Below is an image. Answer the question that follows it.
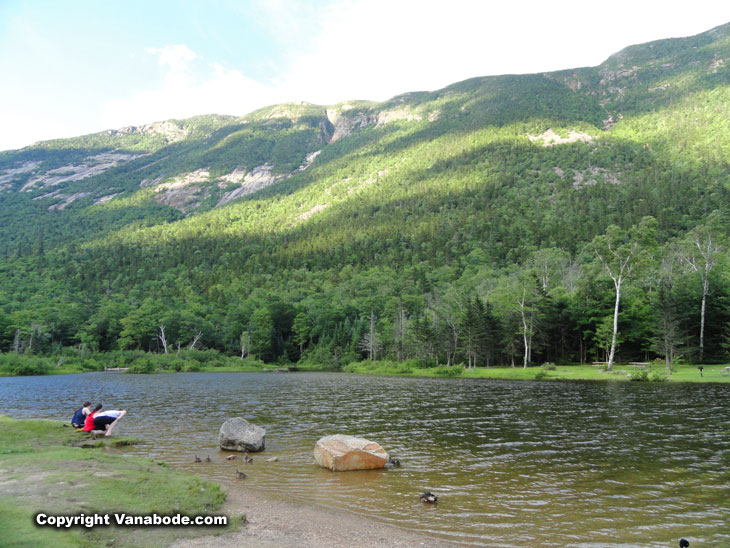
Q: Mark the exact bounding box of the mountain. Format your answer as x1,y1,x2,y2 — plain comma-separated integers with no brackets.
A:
1,22,729,370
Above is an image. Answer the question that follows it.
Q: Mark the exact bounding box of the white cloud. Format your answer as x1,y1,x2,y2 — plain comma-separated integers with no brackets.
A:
146,44,200,72
99,50,286,128
2,1,726,150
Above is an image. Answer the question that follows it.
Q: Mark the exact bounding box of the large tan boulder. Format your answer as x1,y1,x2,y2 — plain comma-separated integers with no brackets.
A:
313,434,389,471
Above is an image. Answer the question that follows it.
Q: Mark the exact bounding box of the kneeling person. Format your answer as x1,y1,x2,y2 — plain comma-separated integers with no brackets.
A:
93,409,127,437
71,401,91,428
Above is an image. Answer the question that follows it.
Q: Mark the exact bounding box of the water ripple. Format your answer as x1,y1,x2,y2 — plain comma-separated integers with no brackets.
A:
1,372,728,547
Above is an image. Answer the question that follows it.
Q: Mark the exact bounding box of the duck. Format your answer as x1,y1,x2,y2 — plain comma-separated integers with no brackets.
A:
205,455,212,463
388,457,401,467
679,540,690,548
235,469,247,480
244,453,253,464
194,455,202,463
420,491,438,504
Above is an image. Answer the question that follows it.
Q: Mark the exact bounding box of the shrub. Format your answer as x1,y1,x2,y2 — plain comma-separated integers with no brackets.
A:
534,370,549,380
403,357,437,369
432,365,464,377
541,362,556,370
182,361,201,372
128,358,155,374
649,370,669,382
0,354,51,376
630,369,649,381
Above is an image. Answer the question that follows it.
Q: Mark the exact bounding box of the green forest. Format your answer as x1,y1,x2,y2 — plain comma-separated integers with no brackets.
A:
1,23,730,375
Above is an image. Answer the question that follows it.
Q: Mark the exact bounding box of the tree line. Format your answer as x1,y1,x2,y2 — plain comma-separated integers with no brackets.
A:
1,213,728,370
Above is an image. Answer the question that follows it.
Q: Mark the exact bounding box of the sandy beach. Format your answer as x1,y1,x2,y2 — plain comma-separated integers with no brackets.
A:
170,485,457,548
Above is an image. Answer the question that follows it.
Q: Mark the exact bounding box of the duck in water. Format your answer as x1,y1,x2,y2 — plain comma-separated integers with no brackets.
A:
420,491,438,504
235,469,247,480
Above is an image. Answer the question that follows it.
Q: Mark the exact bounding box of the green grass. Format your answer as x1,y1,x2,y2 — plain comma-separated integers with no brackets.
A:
0,415,231,548
342,361,730,383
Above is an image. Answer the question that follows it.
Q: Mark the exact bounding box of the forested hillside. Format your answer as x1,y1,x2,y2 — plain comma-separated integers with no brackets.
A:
1,22,729,373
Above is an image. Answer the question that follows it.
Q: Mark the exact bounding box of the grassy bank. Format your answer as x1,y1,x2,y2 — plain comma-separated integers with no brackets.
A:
343,360,730,383
0,351,268,376
0,415,239,548
3,351,729,383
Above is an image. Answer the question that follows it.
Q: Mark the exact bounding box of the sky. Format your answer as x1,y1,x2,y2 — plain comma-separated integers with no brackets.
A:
0,0,728,151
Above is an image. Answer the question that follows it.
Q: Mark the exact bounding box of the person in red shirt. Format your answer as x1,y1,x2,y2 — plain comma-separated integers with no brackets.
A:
82,403,103,433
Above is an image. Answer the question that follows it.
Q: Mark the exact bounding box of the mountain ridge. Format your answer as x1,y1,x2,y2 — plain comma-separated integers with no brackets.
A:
0,22,729,369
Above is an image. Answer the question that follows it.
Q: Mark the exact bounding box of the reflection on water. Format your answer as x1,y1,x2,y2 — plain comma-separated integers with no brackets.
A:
1,372,729,547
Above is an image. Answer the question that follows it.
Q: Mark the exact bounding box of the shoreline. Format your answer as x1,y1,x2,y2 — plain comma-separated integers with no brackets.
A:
170,483,457,548
0,415,455,547
3,361,729,384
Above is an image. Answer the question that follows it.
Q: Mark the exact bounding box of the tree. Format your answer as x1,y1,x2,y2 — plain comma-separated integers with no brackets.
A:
239,330,251,359
249,308,274,361
678,224,724,363
358,309,381,361
460,296,500,368
158,325,169,354
515,275,541,369
292,312,310,357
530,247,571,292
591,217,657,370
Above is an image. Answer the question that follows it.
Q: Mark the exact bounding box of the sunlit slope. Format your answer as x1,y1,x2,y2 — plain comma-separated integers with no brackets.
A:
0,22,728,290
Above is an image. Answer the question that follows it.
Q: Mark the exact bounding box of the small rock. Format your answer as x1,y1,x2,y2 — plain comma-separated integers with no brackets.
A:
266,456,278,462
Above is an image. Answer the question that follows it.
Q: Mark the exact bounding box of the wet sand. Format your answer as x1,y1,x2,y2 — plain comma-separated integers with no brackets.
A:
170,485,457,548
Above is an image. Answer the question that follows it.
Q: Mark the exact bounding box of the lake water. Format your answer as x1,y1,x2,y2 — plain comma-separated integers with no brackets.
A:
1,372,728,547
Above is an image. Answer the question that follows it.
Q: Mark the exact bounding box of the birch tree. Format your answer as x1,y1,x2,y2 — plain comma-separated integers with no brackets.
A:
678,225,723,362
240,331,250,359
514,274,542,369
591,218,656,370
158,325,169,354
358,310,381,361
530,247,571,292
188,331,203,350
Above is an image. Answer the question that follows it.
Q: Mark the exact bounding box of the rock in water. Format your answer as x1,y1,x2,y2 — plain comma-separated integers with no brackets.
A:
219,418,266,452
313,434,389,471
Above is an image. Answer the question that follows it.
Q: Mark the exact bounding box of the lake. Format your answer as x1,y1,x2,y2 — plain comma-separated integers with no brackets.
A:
1,372,728,547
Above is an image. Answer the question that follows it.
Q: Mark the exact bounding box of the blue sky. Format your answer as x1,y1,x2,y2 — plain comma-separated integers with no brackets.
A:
0,0,727,151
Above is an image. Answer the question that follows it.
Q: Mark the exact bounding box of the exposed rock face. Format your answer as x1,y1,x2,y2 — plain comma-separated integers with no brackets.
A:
46,192,91,212
219,418,266,452
21,153,141,191
528,129,593,147
215,164,283,207
215,153,321,208
296,203,327,222
313,434,389,471
152,169,211,212
326,110,378,142
0,161,41,190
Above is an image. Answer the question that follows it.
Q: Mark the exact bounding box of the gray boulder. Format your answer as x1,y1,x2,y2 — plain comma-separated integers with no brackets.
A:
219,417,266,452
